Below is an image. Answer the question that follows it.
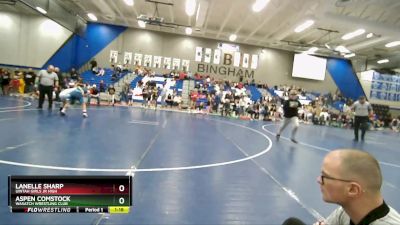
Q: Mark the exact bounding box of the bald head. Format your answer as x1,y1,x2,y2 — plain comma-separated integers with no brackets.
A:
327,149,382,193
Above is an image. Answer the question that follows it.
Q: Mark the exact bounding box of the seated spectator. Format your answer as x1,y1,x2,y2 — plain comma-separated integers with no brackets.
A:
87,84,100,106
390,116,400,132
283,149,400,225
99,80,106,93
260,103,270,121
111,73,117,82
165,93,174,108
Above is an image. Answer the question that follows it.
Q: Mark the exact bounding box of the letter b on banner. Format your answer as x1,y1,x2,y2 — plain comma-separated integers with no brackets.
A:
223,53,233,66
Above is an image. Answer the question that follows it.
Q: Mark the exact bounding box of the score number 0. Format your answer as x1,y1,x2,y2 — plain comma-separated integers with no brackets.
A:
118,185,126,205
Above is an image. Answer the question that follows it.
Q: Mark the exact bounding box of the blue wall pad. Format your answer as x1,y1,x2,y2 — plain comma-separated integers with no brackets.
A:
326,58,365,100
43,23,127,72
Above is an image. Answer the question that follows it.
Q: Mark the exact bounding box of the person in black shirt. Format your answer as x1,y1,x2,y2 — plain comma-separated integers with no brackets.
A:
70,68,80,81
24,68,36,94
1,68,11,95
276,90,302,143
90,59,97,73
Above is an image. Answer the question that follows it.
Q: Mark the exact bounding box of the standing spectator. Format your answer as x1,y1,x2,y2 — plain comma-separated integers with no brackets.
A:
120,81,130,105
35,65,59,109
69,68,80,81
90,58,97,73
351,96,373,141
107,85,116,106
1,69,11,95
18,72,25,95
282,149,400,225
276,90,301,143
24,68,36,95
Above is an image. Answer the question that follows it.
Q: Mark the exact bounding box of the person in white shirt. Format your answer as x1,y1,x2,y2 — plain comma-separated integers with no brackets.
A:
350,96,373,141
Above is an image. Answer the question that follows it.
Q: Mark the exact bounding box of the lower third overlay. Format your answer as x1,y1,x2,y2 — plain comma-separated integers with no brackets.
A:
8,175,132,214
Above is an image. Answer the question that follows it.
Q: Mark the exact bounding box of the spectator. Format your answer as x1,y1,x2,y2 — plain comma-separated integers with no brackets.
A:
24,68,36,95
99,80,106,93
70,68,80,81
390,116,399,132
87,84,100,106
107,85,116,106
90,58,97,73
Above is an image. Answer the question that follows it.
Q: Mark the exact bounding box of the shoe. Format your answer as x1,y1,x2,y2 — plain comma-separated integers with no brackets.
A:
60,111,66,116
353,138,359,142
59,107,63,112
82,112,88,118
291,138,298,144
276,134,280,141
37,106,43,109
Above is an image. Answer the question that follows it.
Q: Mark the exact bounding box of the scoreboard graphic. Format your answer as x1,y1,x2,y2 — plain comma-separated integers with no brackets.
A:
8,176,132,213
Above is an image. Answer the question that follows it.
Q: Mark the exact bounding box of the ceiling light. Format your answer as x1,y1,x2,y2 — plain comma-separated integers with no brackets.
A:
229,34,237,42
87,13,97,21
366,33,373,38
138,20,146,28
294,20,314,33
124,0,134,6
342,29,365,40
335,45,350,54
36,7,47,14
252,0,270,12
305,47,318,54
344,53,355,58
185,0,196,16
185,27,192,35
377,59,389,64
324,43,331,50
385,41,400,48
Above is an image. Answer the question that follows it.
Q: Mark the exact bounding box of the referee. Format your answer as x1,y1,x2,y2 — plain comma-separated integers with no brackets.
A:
351,96,373,141
35,65,59,109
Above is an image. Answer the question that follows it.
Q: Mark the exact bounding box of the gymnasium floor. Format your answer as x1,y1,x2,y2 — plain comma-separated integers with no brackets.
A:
0,96,399,225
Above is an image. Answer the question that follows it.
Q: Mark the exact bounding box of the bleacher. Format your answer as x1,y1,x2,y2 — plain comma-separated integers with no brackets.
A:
130,75,184,102
81,69,131,87
247,85,262,102
372,104,390,118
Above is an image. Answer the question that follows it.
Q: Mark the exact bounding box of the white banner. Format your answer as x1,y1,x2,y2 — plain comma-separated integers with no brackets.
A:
204,48,212,63
242,53,249,68
251,54,258,69
195,47,203,62
110,50,118,63
213,49,221,65
134,53,142,66
173,58,181,70
144,55,152,67
153,56,162,68
124,52,132,65
163,57,171,69
182,60,190,72
233,52,241,67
